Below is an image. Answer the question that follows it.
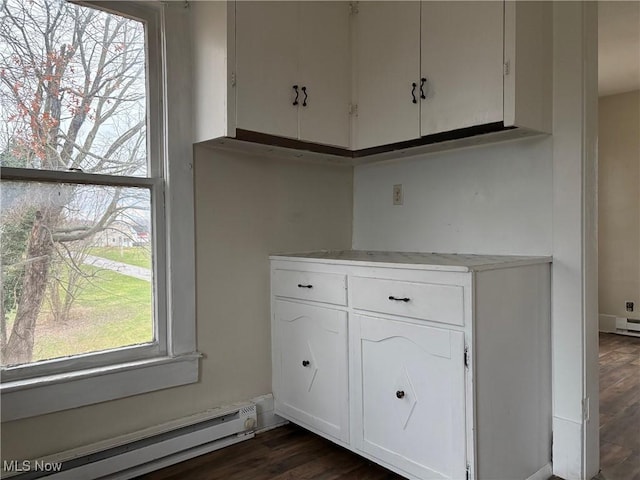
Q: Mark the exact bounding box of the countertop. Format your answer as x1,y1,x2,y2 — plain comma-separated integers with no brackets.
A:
270,250,552,272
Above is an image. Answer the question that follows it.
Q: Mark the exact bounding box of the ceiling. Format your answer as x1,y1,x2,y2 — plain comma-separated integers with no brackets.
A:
598,1,640,96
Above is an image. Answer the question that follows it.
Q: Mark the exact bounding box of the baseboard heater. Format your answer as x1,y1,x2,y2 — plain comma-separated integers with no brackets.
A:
616,317,640,336
3,403,257,480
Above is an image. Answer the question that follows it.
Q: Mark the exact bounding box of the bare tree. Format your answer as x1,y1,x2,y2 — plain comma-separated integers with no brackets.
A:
1,0,148,365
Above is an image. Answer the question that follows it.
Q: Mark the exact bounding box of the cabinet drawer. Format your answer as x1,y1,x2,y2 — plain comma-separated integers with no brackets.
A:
351,276,464,326
273,269,347,306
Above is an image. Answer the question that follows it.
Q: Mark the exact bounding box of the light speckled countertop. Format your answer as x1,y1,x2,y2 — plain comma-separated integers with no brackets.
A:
270,250,552,272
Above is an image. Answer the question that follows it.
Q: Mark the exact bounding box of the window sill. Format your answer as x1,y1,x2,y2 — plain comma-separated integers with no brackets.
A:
0,353,201,422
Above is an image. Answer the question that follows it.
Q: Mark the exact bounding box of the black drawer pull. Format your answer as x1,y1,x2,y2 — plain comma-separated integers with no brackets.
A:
396,390,405,399
411,82,417,104
302,360,310,367
420,77,427,99
388,296,410,302
301,86,308,107
298,284,313,289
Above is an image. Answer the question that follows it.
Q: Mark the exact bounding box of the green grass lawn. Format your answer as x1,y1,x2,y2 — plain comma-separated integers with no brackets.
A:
31,266,153,362
89,246,151,269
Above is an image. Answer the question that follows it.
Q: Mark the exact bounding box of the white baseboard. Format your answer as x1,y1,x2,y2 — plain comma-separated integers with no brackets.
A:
252,393,288,433
527,463,552,480
599,314,616,333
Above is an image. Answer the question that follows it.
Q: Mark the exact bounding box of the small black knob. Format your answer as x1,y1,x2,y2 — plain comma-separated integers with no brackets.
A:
396,390,405,399
302,360,310,367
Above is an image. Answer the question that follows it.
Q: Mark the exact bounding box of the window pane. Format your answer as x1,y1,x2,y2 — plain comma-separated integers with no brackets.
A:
1,181,154,367
0,0,149,176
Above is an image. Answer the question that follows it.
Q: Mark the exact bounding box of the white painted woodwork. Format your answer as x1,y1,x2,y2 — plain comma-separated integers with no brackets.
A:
354,315,466,480
192,1,553,158
270,252,552,480
353,2,421,149
503,1,553,133
298,2,351,148
235,2,299,139
351,276,465,326
191,1,235,142
420,2,503,136
273,300,349,443
473,265,552,480
551,3,600,478
273,269,347,306
235,1,350,147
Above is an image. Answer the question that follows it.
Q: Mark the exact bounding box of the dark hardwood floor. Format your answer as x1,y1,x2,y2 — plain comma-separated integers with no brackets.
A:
137,424,403,480
598,332,640,480
139,333,639,480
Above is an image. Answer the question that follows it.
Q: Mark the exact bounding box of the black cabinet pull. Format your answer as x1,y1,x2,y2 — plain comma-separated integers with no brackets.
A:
411,82,417,104
420,77,427,99
293,85,299,106
396,390,405,399
302,360,310,367
302,86,308,107
298,284,313,289
389,296,410,302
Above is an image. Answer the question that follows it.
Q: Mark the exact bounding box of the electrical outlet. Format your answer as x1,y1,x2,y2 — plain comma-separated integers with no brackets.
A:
393,184,403,205
626,302,634,312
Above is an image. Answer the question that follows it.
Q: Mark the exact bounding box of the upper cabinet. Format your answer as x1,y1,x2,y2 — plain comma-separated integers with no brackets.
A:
419,2,504,137
353,2,421,149
236,1,351,148
235,2,299,141
191,1,552,158
353,1,550,150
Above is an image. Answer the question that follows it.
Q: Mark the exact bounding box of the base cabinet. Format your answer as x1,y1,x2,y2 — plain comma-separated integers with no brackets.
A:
353,315,467,480
272,300,349,443
271,252,551,480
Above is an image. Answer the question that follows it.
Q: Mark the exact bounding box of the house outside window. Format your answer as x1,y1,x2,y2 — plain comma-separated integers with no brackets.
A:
0,0,197,421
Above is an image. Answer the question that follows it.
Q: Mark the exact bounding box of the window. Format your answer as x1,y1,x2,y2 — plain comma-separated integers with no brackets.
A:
0,1,197,421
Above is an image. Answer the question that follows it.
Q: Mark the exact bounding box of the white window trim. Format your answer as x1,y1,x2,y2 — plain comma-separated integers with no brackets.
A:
0,2,198,422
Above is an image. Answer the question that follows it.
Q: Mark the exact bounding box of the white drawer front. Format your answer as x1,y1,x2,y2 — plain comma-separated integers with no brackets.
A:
273,269,347,306
351,276,464,326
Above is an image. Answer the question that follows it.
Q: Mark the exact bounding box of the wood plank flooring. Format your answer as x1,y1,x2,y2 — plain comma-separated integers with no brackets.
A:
138,332,639,480
137,425,403,480
598,332,640,480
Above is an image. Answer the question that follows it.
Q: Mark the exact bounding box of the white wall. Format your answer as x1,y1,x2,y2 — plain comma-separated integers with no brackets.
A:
353,137,553,255
0,147,353,461
599,90,640,321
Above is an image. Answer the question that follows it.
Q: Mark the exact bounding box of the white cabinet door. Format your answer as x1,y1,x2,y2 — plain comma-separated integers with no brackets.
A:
420,1,503,136
235,2,299,139
273,300,349,443
353,2,421,149
353,315,467,480
298,2,350,148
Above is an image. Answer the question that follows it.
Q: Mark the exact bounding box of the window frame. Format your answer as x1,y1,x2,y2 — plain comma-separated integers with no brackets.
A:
0,1,198,421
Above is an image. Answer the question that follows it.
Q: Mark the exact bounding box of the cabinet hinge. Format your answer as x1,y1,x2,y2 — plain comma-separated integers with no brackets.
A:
503,60,511,76
348,103,358,116
466,463,471,480
464,346,469,368
349,2,359,15
231,72,236,87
